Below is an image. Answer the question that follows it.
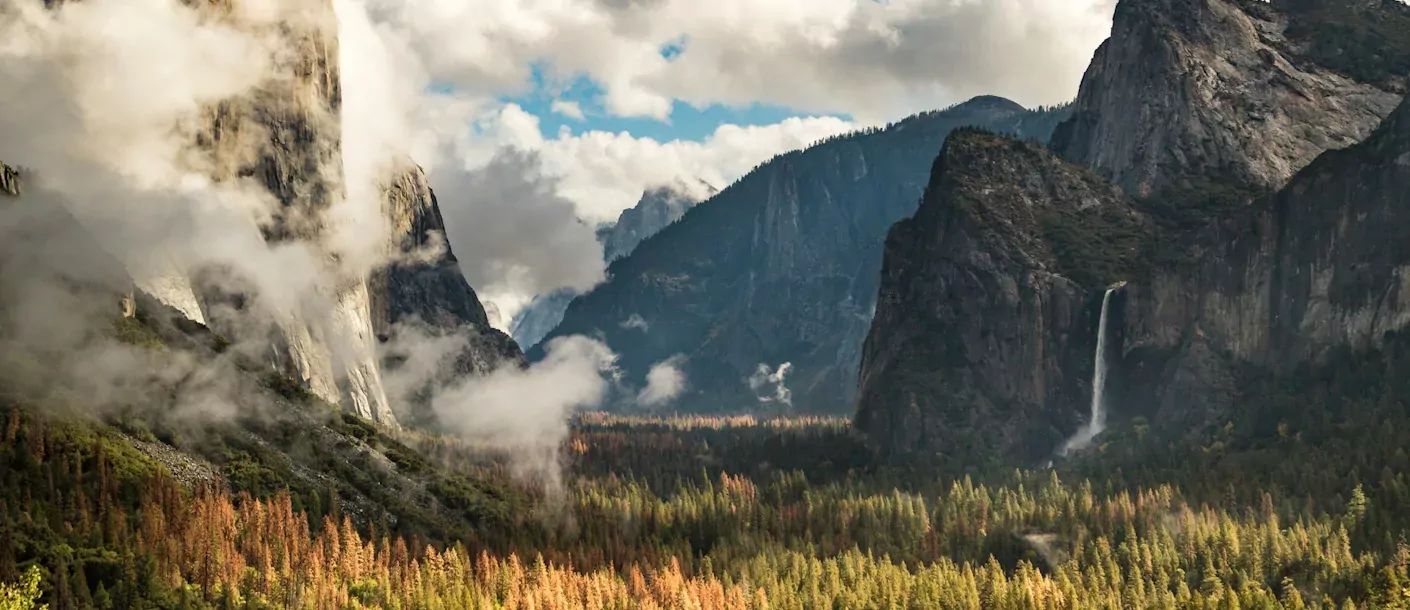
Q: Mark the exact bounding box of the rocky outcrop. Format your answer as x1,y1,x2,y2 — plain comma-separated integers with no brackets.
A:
511,182,709,349
1050,0,1403,198
371,165,524,427
538,97,1073,413
181,1,372,418
0,163,19,197
855,130,1149,465
372,167,498,337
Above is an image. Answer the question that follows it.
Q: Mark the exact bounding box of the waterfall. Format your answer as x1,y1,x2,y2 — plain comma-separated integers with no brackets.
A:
1060,286,1118,456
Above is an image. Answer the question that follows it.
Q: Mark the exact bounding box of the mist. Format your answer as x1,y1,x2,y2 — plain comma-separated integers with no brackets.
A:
429,335,618,496
638,355,687,407
748,361,793,408
0,0,626,497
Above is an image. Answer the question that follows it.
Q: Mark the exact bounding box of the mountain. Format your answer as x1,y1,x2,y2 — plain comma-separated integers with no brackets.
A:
372,166,524,427
116,3,516,428
509,181,709,349
535,97,1074,413
856,0,1410,466
597,181,716,264
1050,0,1404,199
855,130,1149,467
0,1,522,431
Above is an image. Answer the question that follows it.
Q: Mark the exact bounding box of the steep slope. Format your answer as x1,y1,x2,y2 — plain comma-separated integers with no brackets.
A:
538,97,1073,413
1268,97,1410,366
1052,0,1410,437
0,163,525,547
372,166,524,427
86,1,520,428
855,130,1149,467
1050,0,1404,198
103,0,407,425
859,0,1410,465
510,182,708,349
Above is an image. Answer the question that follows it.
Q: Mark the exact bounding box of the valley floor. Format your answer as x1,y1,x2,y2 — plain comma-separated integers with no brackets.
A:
2,397,1410,609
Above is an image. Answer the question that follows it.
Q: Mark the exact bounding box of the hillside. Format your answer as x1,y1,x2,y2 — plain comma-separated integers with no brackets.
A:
537,97,1073,414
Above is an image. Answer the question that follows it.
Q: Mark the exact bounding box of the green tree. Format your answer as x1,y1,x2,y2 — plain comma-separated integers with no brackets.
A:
0,566,47,610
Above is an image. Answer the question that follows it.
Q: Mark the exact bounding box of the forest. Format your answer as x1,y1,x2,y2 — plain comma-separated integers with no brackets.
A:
3,363,1410,609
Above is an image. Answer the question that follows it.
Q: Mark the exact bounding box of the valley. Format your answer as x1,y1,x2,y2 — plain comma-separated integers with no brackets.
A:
3,0,1410,606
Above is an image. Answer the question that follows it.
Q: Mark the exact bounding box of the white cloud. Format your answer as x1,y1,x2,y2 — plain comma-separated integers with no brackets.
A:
551,99,586,120
637,355,687,407
431,335,618,490
340,0,1117,317
620,313,649,331
355,0,1114,123
471,104,858,222
748,361,793,407
431,148,607,319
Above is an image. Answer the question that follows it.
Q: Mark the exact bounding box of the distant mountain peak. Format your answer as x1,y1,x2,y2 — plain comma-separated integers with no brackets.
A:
952,95,1027,114
511,179,711,349
598,182,708,264
642,177,717,203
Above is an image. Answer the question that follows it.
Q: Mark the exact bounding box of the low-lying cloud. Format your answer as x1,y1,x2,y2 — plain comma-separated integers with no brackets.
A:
620,313,649,331
430,335,618,491
637,355,686,407
748,361,793,407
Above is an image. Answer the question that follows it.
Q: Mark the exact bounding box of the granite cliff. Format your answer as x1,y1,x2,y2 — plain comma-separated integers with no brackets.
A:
372,165,524,427
538,97,1073,413
5,1,519,428
857,0,1410,466
1050,0,1404,198
855,131,1149,466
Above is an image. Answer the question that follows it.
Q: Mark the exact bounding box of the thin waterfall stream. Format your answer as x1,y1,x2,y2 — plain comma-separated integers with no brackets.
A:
1060,285,1119,456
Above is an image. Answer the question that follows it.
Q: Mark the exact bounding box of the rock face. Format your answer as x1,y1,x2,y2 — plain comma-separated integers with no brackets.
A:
510,182,709,349
1050,0,1403,198
0,164,19,197
858,0,1410,464
371,166,524,427
855,130,1149,466
538,97,1073,413
185,0,382,420
3,2,517,429
372,167,500,338
1268,97,1410,366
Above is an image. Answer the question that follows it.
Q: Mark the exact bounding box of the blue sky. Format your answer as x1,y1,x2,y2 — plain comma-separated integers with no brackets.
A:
501,64,854,142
